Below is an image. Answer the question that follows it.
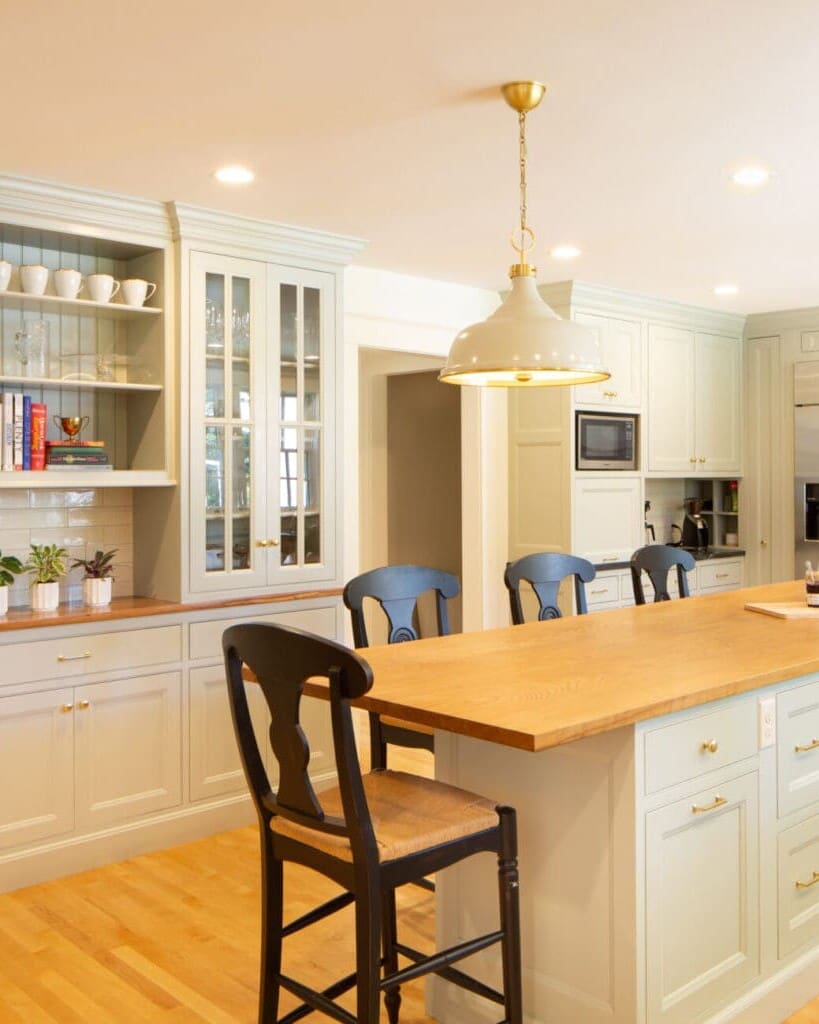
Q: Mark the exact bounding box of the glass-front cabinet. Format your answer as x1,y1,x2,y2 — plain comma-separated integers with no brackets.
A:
189,251,336,594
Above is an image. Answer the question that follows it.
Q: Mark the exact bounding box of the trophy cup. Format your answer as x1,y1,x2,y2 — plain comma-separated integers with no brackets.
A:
53,415,90,440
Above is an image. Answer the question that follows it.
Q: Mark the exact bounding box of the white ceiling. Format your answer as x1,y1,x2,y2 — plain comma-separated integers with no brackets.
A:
5,0,819,313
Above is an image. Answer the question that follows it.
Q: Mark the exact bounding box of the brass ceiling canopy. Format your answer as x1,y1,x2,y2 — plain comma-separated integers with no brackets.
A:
439,80,610,388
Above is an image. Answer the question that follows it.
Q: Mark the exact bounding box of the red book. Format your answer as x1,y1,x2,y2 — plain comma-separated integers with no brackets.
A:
30,404,47,471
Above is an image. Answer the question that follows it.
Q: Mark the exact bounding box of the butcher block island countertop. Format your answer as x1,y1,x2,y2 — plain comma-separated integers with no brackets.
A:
341,579,819,753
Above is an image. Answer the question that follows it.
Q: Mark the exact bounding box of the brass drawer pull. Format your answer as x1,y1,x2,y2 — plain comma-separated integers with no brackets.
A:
603,389,618,397
701,739,719,754
716,573,729,580
601,557,619,563
692,795,727,814
795,871,819,890
795,738,819,754
57,651,91,662
590,588,609,595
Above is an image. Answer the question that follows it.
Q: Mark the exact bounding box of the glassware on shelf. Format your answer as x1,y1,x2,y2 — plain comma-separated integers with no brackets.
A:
14,320,49,377
205,297,224,354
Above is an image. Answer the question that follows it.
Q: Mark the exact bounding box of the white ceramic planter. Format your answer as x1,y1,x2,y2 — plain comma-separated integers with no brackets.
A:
83,577,112,607
31,581,60,611
0,586,8,615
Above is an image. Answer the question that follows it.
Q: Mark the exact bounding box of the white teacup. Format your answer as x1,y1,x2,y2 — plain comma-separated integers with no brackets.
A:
121,278,157,307
54,268,84,300
20,264,48,295
87,273,120,303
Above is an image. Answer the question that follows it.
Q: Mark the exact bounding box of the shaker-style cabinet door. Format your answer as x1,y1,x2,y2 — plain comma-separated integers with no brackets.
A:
695,332,741,475
189,253,269,592
574,311,642,409
645,771,760,1023
647,323,696,473
0,688,74,850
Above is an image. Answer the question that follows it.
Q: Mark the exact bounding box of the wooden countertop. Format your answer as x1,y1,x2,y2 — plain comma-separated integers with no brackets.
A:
0,588,342,633
326,581,819,753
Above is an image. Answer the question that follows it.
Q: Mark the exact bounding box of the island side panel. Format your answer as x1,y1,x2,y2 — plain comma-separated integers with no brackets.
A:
430,726,637,1024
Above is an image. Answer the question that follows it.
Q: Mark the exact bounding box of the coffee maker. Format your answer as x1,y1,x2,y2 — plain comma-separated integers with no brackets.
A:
682,512,709,550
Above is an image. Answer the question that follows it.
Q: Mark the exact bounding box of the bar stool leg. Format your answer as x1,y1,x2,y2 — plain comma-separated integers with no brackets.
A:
355,876,382,1023
497,806,523,1024
381,890,402,1024
259,831,283,1024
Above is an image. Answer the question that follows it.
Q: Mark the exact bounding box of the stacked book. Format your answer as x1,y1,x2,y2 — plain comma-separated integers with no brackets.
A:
1,394,47,471
45,439,111,471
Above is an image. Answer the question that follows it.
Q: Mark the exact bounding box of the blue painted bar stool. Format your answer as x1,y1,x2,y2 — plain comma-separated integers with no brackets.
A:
630,545,696,604
504,552,596,623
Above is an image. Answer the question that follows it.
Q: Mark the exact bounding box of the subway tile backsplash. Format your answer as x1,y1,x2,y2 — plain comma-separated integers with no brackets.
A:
0,487,133,609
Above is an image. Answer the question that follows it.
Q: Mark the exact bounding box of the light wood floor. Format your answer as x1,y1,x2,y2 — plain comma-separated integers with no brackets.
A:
0,745,816,1022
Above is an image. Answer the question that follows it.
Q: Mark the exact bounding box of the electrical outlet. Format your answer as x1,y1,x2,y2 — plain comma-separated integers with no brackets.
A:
759,697,776,749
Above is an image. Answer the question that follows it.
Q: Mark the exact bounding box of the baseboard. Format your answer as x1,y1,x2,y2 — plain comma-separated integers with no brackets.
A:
0,794,256,893
704,944,819,1024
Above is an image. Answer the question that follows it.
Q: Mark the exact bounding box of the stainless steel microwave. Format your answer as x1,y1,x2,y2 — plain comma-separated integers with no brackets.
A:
576,411,638,470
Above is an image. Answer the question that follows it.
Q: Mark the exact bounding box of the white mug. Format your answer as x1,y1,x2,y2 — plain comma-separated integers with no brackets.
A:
87,273,120,303
121,278,157,307
20,264,48,295
0,260,11,292
54,268,84,300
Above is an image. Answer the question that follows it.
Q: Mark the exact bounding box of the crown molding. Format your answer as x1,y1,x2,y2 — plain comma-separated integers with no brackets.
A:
745,306,819,336
170,202,366,268
538,279,746,336
0,174,170,245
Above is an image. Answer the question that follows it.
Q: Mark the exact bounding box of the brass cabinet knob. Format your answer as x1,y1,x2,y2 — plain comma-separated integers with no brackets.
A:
256,540,269,548
698,456,707,463
78,699,90,710
689,456,697,463
268,539,280,547
60,703,74,713
760,539,768,547
701,738,719,753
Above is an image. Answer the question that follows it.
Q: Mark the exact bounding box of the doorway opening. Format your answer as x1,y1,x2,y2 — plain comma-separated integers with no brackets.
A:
358,349,462,643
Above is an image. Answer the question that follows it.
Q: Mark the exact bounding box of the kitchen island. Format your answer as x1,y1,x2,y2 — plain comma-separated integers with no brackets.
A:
346,581,819,1024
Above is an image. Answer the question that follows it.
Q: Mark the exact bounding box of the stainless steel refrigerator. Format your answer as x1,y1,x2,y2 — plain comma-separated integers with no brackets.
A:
794,361,819,576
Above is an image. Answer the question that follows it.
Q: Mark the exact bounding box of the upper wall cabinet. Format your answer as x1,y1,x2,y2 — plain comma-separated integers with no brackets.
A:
173,203,365,599
573,311,642,409
647,324,741,476
0,175,173,487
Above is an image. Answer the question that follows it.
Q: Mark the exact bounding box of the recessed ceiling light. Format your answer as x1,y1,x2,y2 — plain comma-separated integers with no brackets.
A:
214,165,255,185
714,284,739,296
730,166,771,188
549,245,582,260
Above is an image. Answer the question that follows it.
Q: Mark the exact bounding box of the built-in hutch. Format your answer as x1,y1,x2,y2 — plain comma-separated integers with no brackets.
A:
0,175,364,890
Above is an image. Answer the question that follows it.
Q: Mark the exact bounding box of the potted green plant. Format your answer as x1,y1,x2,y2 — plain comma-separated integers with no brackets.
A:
71,548,117,607
25,543,68,611
0,550,24,615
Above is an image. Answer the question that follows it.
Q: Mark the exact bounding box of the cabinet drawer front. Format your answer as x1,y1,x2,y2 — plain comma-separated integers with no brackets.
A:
1,625,182,687
778,814,819,959
698,560,742,591
586,575,621,605
778,678,819,818
644,700,758,795
189,605,337,661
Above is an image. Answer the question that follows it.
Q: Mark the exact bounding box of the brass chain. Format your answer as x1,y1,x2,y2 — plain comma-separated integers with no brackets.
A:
518,110,528,236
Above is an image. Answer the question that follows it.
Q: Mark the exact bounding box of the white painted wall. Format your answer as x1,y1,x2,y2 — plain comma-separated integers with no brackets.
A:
344,265,507,632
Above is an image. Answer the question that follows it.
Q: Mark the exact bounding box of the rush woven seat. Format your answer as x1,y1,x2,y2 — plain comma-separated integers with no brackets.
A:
223,620,522,1024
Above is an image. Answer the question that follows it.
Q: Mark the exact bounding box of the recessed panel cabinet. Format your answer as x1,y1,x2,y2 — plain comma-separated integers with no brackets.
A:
188,251,337,595
0,672,181,851
647,325,741,475
574,311,642,409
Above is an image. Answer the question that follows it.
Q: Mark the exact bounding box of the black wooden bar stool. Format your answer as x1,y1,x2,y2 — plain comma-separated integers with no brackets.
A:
630,545,696,604
223,621,522,1024
343,565,459,771
504,552,596,623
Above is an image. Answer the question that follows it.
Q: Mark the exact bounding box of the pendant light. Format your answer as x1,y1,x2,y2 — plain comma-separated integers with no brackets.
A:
439,81,610,388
